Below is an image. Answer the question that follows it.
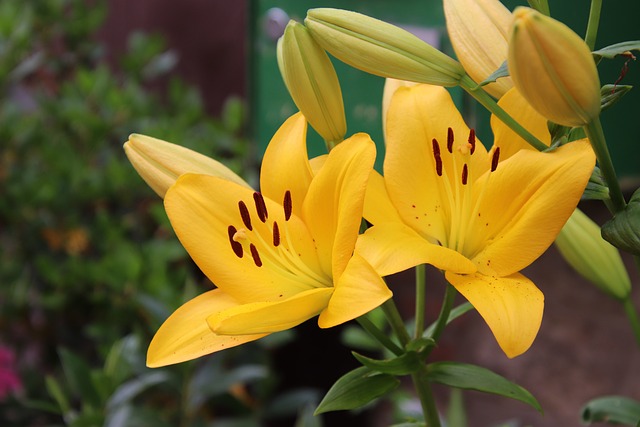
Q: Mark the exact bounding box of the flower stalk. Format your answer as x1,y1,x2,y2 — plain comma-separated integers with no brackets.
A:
585,0,603,50
414,264,427,339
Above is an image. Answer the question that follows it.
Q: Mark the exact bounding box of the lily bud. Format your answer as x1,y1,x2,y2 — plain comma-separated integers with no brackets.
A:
508,7,601,127
444,0,513,98
278,20,346,145
124,134,250,198
305,8,465,86
555,208,631,300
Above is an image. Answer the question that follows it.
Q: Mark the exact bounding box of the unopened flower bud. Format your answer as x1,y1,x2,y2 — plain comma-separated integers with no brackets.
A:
444,0,513,98
508,7,601,127
555,208,631,300
305,8,465,86
278,20,346,145
124,134,250,198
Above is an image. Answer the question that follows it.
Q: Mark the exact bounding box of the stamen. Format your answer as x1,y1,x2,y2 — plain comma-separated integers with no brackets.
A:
273,221,281,247
228,225,243,258
432,138,443,176
461,164,468,185
468,129,476,154
253,192,268,222
283,190,292,221
238,201,252,231
491,147,501,172
249,243,262,267
447,127,454,153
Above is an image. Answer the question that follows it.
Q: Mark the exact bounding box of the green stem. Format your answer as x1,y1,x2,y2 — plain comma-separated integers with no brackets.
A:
622,296,640,347
459,75,548,152
585,0,603,50
381,299,440,426
584,118,626,213
356,316,403,356
414,264,427,339
427,284,458,345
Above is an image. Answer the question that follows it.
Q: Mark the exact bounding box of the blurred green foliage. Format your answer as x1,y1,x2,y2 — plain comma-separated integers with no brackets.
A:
0,0,321,425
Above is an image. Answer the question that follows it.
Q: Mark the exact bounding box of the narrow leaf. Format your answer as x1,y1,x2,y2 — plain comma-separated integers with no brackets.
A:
426,362,542,413
315,367,399,414
58,348,102,408
593,41,640,61
581,396,640,425
352,351,422,375
601,84,633,111
478,61,509,87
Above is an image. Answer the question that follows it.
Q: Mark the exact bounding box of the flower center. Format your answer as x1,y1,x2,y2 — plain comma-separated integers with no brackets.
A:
431,127,500,256
226,190,331,288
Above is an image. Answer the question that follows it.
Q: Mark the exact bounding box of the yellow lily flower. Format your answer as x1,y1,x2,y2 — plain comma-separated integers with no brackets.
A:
443,0,513,98
358,84,595,358
147,113,392,367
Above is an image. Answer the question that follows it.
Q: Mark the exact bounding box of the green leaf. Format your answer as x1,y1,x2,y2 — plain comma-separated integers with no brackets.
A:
58,348,102,408
593,41,640,61
425,362,542,413
582,167,610,201
478,61,509,86
45,375,70,414
352,351,422,375
602,188,640,255
581,396,640,425
601,84,633,111
315,367,399,414
405,337,436,354
107,371,172,410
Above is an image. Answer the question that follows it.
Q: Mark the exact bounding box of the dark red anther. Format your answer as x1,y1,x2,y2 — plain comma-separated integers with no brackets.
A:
273,222,281,247
491,147,501,172
432,138,443,177
447,127,454,153
238,200,253,231
253,192,268,222
249,243,262,267
461,164,468,185
283,190,292,221
228,225,243,258
468,129,476,154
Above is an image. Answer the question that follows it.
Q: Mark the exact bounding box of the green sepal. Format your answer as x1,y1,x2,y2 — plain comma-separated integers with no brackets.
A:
582,167,610,201
314,366,400,414
581,396,640,426
478,61,509,87
352,351,422,376
592,41,640,61
601,84,633,111
425,362,542,413
602,188,640,255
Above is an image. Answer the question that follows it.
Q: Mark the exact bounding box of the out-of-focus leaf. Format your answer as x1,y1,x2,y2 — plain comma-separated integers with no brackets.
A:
106,371,172,410
582,396,640,425
58,348,102,408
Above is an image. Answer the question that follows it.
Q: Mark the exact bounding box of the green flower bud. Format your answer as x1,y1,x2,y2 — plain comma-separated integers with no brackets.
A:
305,8,465,86
278,20,346,145
555,208,631,300
508,7,601,127
124,134,250,198
602,188,640,256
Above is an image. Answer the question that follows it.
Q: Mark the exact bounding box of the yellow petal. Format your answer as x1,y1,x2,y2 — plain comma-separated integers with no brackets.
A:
469,140,595,276
363,170,404,226
165,174,325,303
382,78,418,140
147,289,266,367
208,287,334,335
445,271,543,358
491,87,550,160
356,222,477,277
444,0,513,98
384,84,487,244
302,133,376,279
260,113,314,218
318,254,392,328
124,134,250,198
